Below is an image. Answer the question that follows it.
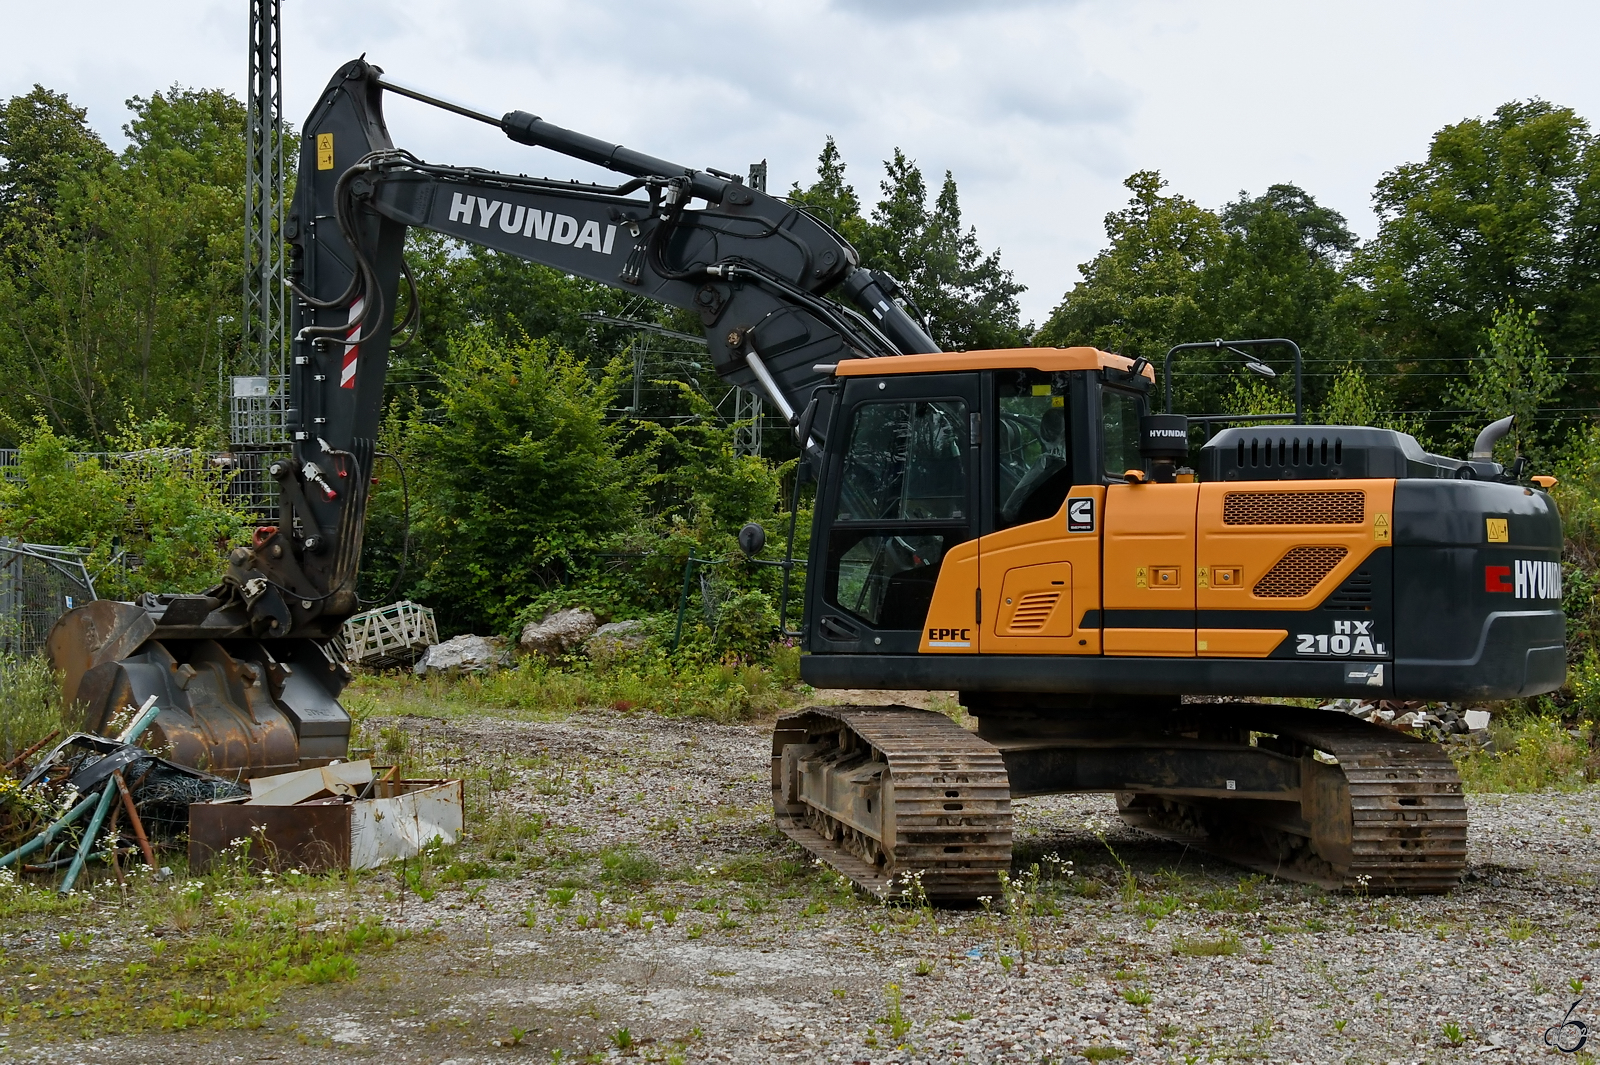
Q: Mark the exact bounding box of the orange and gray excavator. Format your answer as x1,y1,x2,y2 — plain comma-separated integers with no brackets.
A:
49,59,1565,896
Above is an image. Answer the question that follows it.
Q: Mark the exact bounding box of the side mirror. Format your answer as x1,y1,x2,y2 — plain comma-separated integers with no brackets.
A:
738,522,766,556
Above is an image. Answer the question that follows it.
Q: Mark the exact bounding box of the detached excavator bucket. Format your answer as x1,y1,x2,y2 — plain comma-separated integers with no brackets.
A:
47,599,352,778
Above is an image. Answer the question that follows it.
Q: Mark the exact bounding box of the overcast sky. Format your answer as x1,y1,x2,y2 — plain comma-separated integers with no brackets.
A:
5,0,1600,325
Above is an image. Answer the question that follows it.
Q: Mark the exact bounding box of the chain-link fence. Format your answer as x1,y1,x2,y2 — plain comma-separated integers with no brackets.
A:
0,541,98,657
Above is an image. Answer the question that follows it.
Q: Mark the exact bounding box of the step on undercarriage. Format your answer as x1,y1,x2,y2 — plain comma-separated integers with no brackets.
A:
772,703,1467,901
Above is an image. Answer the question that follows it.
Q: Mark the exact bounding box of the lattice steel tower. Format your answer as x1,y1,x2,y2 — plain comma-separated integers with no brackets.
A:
235,0,288,450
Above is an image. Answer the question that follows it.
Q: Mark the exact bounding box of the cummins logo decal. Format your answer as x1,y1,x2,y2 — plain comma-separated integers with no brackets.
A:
1484,560,1562,599
1067,497,1095,533
447,193,618,254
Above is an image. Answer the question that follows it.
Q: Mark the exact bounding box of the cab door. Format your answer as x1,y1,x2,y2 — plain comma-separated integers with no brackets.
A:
809,372,981,655
1099,383,1198,656
977,370,1103,654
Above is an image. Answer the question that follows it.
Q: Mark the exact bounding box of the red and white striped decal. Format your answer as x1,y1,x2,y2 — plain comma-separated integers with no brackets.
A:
339,296,365,389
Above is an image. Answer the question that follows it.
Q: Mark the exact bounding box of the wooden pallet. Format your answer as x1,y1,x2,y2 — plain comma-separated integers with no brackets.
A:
342,600,438,668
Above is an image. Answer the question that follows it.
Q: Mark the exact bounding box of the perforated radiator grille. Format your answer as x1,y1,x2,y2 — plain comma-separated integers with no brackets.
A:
1223,490,1366,525
1253,546,1349,598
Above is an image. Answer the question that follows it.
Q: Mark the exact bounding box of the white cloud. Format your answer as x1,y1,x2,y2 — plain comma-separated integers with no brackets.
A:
5,0,1600,324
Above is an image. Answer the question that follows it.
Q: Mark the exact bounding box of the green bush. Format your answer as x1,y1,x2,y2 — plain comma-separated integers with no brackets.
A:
0,652,65,763
0,418,244,599
709,589,780,661
403,331,642,634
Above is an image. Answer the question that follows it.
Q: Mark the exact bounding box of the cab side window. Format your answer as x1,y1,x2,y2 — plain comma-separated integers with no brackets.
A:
1101,387,1144,481
836,400,968,522
995,371,1073,529
828,399,968,628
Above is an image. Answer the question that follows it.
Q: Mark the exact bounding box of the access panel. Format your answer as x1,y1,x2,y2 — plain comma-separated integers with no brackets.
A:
1101,482,1199,656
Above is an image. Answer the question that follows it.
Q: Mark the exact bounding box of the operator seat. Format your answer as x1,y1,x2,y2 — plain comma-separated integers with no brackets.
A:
1001,406,1073,526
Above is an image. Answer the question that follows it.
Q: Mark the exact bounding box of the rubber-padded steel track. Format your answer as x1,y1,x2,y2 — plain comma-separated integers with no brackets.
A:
772,706,1011,901
1117,704,1467,893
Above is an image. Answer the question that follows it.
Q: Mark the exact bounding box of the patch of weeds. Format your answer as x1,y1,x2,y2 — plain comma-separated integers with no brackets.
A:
1455,713,1592,792
914,958,935,977
599,845,661,886
692,897,718,912
1301,917,1328,933
1082,1047,1127,1061
1173,933,1241,957
439,859,498,885
685,924,705,940
1082,818,1138,901
880,983,911,1042
1,876,400,1036
717,912,740,930
1442,1021,1465,1047
1507,916,1538,941
403,862,436,902
1122,986,1153,1006
950,1010,973,1023
548,887,577,907
1199,875,1264,913
1135,894,1181,921
742,894,768,914
609,1027,633,1050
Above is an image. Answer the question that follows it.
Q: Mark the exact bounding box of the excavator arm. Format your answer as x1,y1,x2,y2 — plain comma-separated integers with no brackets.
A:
257,57,936,635
46,57,939,774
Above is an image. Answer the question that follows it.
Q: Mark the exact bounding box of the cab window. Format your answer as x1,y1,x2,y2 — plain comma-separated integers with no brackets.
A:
996,371,1073,529
835,400,967,521
828,398,969,628
1101,387,1144,481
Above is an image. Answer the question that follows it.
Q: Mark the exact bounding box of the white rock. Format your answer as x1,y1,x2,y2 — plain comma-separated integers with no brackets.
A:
1464,708,1493,731
585,619,650,658
413,634,511,675
518,608,598,658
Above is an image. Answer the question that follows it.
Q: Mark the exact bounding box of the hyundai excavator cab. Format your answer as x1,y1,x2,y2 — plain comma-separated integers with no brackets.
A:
46,58,1565,898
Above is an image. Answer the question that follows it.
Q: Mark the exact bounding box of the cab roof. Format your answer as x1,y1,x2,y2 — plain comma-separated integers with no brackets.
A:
833,346,1154,381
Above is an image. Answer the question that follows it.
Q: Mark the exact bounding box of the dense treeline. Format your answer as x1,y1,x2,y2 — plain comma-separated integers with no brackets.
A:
2,85,1600,709
1040,100,1600,459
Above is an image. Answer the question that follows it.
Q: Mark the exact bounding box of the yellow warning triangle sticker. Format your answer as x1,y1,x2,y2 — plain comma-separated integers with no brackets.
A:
1373,512,1390,542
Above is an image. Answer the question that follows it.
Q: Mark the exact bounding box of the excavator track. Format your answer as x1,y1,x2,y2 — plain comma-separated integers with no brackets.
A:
1115,704,1467,893
771,706,1012,902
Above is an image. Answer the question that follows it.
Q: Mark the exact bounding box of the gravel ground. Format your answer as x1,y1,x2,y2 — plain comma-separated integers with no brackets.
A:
8,696,1599,1065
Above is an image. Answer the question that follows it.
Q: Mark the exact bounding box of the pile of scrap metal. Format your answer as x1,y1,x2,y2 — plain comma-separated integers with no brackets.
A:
189,759,463,874
0,697,245,892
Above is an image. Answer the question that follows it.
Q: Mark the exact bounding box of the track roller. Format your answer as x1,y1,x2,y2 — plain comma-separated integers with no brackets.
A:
771,706,1012,902
1114,705,1467,893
